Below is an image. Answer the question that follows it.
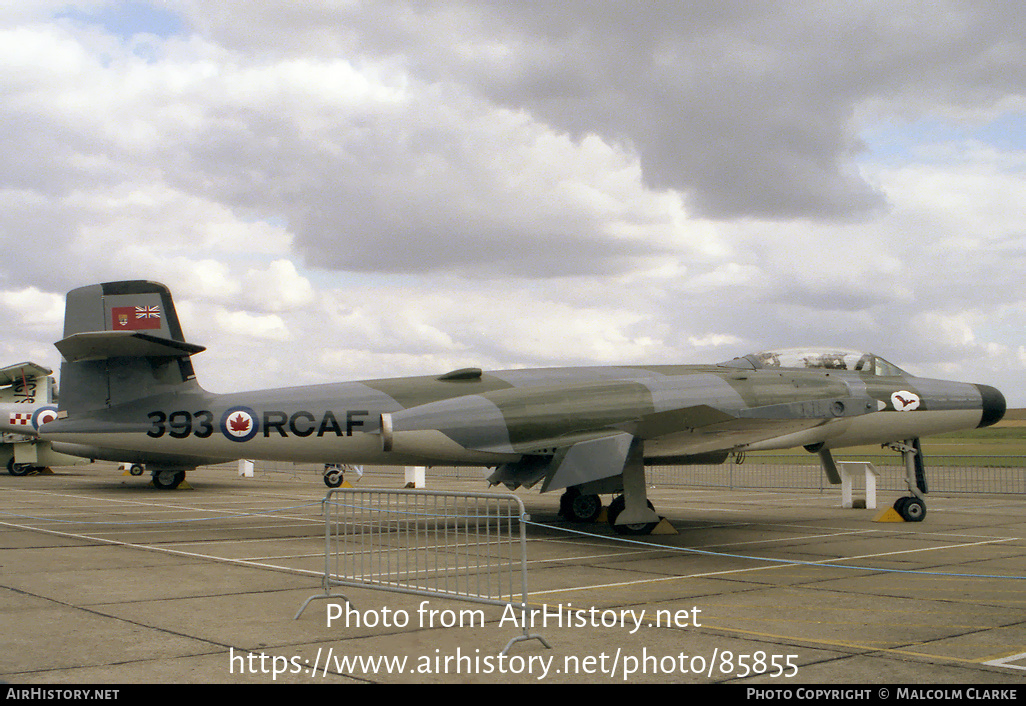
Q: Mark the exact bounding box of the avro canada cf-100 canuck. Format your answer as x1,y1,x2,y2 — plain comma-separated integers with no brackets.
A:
40,281,1005,532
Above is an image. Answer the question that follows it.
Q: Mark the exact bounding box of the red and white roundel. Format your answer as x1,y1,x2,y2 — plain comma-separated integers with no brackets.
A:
890,391,921,412
220,407,259,442
32,406,59,430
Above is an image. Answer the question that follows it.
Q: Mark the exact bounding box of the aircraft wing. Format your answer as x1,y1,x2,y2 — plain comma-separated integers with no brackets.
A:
0,362,53,387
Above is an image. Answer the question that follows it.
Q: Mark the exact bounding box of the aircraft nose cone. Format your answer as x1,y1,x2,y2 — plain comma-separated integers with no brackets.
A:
975,384,1006,428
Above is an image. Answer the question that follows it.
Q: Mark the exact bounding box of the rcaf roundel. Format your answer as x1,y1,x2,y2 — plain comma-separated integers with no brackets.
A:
220,406,259,442
32,405,59,430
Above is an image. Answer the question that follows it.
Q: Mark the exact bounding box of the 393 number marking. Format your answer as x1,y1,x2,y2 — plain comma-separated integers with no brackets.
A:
147,410,214,439
146,408,369,440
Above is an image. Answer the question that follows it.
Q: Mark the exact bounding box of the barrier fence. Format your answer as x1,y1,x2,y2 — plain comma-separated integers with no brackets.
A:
646,455,1026,494
294,487,550,655
240,455,1025,495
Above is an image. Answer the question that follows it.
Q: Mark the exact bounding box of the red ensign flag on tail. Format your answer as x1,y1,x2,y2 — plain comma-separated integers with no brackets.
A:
111,305,162,331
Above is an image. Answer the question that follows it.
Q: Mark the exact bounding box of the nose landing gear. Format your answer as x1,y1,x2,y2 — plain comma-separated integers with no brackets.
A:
888,438,927,522
892,494,926,522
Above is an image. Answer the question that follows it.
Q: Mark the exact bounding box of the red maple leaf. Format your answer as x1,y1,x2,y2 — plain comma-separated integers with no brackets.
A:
229,413,251,433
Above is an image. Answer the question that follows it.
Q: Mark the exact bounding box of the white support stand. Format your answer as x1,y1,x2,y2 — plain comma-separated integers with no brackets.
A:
405,466,425,488
238,459,254,478
837,462,878,509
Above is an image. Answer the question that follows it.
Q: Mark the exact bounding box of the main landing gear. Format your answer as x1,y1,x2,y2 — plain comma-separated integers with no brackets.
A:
556,439,666,535
6,458,50,476
606,495,660,536
558,487,663,535
7,458,38,476
151,469,186,490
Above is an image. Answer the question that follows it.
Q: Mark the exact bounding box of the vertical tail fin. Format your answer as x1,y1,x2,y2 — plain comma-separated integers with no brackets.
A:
56,281,205,414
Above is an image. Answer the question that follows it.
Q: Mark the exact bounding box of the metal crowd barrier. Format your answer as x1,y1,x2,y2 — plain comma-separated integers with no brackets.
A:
295,487,550,655
216,455,1024,495
646,455,1026,494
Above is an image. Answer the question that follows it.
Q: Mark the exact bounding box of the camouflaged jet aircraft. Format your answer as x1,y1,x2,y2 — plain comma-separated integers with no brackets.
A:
41,281,1006,531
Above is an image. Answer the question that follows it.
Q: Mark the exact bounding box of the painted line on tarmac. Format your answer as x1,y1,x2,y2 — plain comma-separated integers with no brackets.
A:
0,519,324,579
526,536,1018,596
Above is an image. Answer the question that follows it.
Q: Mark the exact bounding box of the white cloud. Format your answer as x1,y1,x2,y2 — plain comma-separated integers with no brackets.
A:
213,308,290,341
0,2,1023,405
0,286,64,330
688,334,743,349
242,259,315,312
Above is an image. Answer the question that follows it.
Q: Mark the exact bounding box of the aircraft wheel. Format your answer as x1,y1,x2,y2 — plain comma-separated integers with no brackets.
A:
560,488,603,522
607,495,659,536
7,458,30,477
611,518,659,536
896,496,926,522
324,469,344,488
129,464,145,476
152,470,185,490
568,492,603,523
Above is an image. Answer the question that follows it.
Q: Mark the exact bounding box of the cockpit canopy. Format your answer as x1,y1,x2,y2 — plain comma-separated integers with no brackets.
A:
721,347,909,377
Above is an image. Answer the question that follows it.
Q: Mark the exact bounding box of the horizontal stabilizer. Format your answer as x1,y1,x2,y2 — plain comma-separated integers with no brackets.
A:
56,331,206,363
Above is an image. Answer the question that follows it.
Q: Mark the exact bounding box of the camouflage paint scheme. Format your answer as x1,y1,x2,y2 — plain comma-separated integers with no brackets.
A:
40,282,1006,529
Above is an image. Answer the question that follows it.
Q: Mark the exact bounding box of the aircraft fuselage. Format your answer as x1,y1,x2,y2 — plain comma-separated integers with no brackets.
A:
40,363,1005,469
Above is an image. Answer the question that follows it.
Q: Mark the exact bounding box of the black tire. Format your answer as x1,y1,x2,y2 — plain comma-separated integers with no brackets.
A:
7,458,30,476
129,464,145,476
565,492,602,523
898,497,926,522
607,495,659,535
324,470,343,488
152,470,184,490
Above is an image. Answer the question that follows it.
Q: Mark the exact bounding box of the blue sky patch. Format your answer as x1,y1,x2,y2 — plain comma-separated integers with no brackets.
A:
56,1,186,40
861,112,1026,163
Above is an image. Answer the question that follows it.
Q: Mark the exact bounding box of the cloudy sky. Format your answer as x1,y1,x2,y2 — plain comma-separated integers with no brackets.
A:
1,1,1023,405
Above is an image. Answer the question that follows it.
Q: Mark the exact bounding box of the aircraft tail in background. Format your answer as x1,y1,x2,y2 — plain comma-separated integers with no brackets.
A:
0,362,55,405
